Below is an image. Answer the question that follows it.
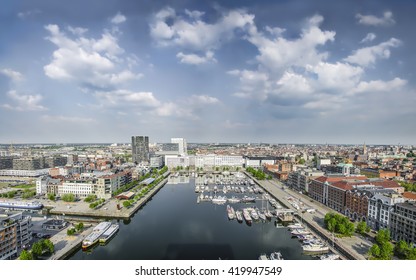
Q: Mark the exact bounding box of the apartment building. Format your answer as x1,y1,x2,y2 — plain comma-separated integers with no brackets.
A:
390,202,416,245
368,191,404,231
0,211,31,260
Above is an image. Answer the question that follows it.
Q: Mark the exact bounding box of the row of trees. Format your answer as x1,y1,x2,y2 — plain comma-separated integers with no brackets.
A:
84,194,97,203
19,239,54,260
89,198,105,209
324,212,355,236
369,229,416,260
246,167,267,180
0,191,17,198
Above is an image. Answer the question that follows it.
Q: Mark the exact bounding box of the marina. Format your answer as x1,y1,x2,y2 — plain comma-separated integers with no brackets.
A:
69,174,317,260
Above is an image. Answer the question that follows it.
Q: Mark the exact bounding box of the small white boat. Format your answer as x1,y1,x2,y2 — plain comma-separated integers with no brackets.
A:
235,210,243,223
227,205,236,220
99,223,119,244
270,251,284,260
320,253,340,260
302,243,329,254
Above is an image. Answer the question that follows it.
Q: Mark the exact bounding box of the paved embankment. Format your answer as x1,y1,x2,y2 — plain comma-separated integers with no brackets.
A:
48,225,94,260
48,178,168,219
245,172,371,260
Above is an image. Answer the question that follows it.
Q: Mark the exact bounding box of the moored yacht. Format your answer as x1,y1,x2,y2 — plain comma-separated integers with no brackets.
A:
82,222,111,250
99,223,119,244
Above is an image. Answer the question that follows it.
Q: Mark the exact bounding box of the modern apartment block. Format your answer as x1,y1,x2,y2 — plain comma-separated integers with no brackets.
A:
132,136,149,164
288,168,324,193
0,211,32,260
0,156,13,170
12,157,43,170
367,191,404,231
390,202,416,245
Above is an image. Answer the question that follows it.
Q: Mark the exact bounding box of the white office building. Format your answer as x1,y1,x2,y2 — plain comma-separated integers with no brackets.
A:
171,138,187,155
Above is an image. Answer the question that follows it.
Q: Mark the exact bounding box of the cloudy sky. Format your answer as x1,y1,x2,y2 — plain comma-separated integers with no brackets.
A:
1,0,415,144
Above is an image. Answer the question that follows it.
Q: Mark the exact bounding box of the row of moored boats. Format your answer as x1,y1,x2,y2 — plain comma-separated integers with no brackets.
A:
195,184,263,194
82,222,119,250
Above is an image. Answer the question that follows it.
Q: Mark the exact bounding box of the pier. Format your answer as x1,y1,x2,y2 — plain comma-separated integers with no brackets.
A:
244,172,369,260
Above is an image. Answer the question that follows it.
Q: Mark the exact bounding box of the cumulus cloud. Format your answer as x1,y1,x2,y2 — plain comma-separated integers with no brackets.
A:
67,26,88,36
246,14,335,72
150,7,254,53
111,12,126,24
228,13,406,118
353,78,407,94
176,51,216,65
1,90,47,111
356,11,395,26
345,38,401,67
43,24,140,89
94,89,161,108
1,68,23,81
360,33,376,43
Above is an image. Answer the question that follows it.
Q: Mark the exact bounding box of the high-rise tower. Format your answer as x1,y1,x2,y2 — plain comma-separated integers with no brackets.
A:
131,136,149,164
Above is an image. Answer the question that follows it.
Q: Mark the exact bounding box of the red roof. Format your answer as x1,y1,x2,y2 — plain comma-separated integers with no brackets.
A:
403,192,416,201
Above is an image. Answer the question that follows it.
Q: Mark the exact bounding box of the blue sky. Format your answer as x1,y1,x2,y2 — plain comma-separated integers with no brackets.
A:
0,0,415,144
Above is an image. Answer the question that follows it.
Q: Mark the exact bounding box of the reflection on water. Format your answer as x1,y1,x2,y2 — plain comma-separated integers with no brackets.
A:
69,177,313,260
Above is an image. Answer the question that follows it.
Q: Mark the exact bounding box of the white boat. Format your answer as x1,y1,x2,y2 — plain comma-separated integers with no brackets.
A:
291,229,311,236
235,210,243,223
99,223,119,244
195,185,200,193
320,253,340,260
227,205,235,220
241,196,256,203
288,223,304,229
302,243,330,253
250,208,259,220
82,222,111,249
258,253,269,260
270,251,284,260
243,208,252,223
227,196,240,203
212,196,227,205
257,209,266,221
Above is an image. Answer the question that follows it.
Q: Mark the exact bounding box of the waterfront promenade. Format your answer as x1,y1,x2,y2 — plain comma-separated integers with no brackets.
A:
246,173,372,260
47,178,168,219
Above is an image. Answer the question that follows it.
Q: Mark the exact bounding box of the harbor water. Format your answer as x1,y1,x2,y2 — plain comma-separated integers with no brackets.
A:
69,175,314,260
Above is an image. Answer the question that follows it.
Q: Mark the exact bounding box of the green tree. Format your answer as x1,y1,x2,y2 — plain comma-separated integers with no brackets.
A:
67,228,76,235
31,242,43,257
19,249,33,260
356,221,370,235
48,193,56,201
123,200,131,208
43,239,54,254
394,240,409,259
375,229,391,244
62,193,75,202
75,222,84,232
298,158,305,164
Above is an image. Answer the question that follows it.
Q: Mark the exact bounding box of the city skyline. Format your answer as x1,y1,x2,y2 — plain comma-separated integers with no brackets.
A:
1,1,415,145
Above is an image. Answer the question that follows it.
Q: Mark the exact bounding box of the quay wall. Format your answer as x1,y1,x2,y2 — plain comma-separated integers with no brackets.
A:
244,171,361,260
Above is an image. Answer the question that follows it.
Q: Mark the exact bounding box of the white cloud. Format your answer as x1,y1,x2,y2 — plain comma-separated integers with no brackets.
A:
185,9,205,20
2,90,47,111
17,9,41,19
111,12,126,24
176,51,216,65
308,62,363,91
247,14,335,72
94,89,161,108
345,38,401,67
275,71,313,97
1,68,23,81
354,78,407,94
150,8,254,51
67,26,88,36
360,33,376,43
189,95,220,105
41,115,95,123
44,24,140,88
356,11,395,26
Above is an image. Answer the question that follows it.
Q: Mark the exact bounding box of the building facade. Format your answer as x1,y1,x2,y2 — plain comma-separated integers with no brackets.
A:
171,138,187,155
390,202,416,245
0,211,31,260
367,192,404,231
132,136,149,164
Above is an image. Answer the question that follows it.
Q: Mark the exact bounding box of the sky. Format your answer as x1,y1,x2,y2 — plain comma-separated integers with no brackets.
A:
0,0,415,145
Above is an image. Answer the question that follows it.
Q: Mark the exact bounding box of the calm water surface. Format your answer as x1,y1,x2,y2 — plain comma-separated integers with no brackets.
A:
70,177,313,260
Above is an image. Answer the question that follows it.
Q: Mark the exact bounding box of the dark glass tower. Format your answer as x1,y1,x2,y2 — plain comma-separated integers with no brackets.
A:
131,136,149,164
